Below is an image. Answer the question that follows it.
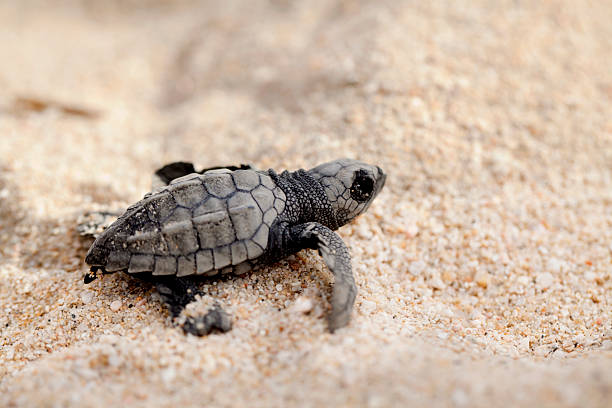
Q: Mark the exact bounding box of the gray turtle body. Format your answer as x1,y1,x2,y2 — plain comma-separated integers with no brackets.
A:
86,168,285,278
85,159,386,334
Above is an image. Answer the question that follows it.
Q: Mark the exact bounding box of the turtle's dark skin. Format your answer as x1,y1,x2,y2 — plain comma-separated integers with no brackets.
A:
84,159,386,335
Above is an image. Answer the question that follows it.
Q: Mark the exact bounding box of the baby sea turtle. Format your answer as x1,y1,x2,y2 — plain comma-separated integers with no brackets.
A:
84,159,386,335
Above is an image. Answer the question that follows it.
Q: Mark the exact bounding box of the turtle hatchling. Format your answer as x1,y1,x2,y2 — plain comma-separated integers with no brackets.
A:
85,159,386,335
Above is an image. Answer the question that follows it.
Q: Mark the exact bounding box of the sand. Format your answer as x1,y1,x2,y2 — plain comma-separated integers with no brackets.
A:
1,1,611,406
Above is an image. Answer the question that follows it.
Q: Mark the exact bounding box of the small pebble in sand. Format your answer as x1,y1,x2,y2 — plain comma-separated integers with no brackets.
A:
361,299,377,314
405,224,419,238
430,275,445,290
516,276,529,286
536,273,554,290
292,296,313,314
475,271,490,288
81,291,94,304
451,388,468,406
409,260,426,276
110,300,122,312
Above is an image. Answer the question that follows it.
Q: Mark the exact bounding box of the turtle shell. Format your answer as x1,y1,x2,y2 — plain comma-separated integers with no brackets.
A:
86,168,286,277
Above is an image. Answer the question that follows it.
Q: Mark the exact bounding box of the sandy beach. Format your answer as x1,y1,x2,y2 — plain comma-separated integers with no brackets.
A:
1,1,611,406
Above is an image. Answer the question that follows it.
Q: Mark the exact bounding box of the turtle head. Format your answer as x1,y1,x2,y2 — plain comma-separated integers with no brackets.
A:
309,159,386,227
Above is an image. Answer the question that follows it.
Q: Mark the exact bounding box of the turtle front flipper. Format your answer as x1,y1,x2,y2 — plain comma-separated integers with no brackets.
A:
292,222,357,332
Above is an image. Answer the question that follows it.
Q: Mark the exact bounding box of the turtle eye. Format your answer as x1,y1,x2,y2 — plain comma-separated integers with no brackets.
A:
350,170,375,202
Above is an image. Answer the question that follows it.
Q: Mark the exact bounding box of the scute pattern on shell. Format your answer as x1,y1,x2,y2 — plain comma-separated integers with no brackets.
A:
94,169,285,277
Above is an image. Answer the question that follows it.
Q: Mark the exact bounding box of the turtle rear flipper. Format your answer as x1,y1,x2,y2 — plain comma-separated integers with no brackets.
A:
155,276,232,336
153,162,197,187
153,161,255,188
84,267,101,283
182,306,232,336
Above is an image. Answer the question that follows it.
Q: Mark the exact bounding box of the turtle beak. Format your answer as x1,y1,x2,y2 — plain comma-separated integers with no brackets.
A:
376,166,386,192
